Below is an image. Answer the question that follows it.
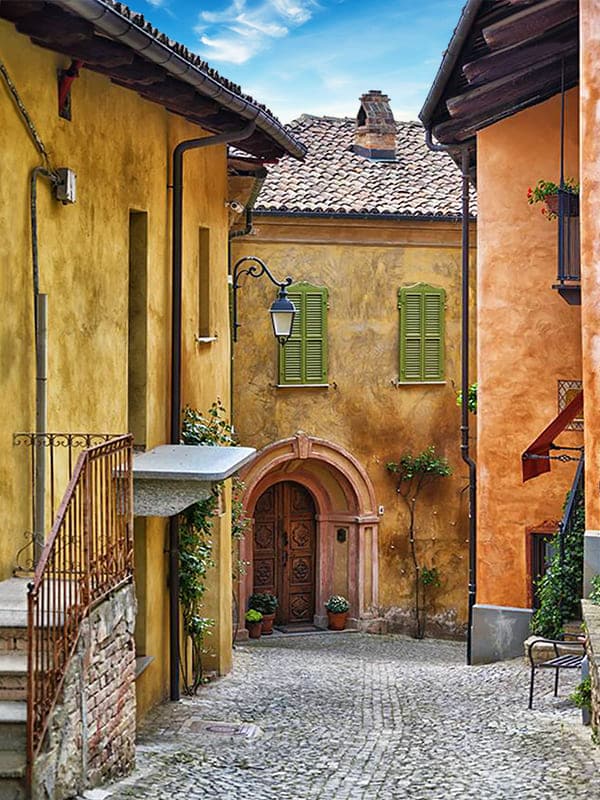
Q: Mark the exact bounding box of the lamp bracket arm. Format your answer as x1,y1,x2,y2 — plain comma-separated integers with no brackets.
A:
232,255,292,291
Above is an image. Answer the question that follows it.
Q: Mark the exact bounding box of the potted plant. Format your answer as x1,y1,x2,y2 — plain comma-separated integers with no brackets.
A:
245,609,263,639
248,592,278,635
325,595,350,630
527,178,579,220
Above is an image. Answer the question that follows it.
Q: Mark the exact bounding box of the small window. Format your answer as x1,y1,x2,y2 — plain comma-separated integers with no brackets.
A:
398,283,445,382
279,283,328,386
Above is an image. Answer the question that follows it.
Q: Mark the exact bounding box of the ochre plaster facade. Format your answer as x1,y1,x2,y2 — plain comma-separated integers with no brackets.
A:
475,89,582,610
232,215,476,637
0,21,235,717
580,1,600,534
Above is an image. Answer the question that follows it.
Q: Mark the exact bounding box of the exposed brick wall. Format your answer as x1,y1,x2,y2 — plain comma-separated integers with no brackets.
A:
33,582,137,800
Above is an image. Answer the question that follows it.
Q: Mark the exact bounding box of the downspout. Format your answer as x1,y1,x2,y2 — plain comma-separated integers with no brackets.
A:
169,121,256,702
425,130,477,664
31,169,56,562
1,59,57,564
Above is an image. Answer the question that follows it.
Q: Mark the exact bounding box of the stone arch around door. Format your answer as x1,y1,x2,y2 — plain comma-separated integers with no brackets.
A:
239,432,380,628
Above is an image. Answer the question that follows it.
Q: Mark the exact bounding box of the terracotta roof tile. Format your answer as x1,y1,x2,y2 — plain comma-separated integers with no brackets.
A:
255,115,477,218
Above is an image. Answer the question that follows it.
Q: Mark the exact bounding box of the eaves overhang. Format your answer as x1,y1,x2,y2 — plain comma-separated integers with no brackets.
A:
419,0,579,175
0,0,305,162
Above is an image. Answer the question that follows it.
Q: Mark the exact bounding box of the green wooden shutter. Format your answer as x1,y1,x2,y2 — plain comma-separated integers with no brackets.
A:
423,291,444,380
279,284,328,385
304,290,327,383
398,284,445,382
279,290,303,384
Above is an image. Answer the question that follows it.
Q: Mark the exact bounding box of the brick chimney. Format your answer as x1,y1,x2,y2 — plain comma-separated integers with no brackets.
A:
353,90,396,160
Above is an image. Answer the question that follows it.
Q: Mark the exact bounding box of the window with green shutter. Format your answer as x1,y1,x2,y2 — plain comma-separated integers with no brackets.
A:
279,283,328,386
398,284,445,382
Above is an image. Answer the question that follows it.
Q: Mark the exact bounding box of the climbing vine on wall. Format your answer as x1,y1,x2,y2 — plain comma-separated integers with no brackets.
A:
531,486,585,639
179,400,237,693
386,446,452,639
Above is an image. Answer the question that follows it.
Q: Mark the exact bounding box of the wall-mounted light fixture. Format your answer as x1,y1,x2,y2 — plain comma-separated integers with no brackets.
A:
232,255,296,345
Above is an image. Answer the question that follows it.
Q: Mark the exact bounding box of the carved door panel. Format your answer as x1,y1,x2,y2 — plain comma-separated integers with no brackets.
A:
253,482,316,625
281,483,316,624
252,486,277,598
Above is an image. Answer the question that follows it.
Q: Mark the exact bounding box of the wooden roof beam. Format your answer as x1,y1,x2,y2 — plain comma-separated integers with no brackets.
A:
13,6,94,41
29,35,136,68
447,52,577,120
483,0,578,51
463,21,577,86
435,65,578,143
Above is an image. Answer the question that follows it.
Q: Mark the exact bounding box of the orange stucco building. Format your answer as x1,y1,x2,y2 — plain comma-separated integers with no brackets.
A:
421,0,594,661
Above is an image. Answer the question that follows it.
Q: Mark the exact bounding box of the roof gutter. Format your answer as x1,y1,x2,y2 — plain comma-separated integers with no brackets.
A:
252,209,473,223
419,0,483,129
53,0,306,161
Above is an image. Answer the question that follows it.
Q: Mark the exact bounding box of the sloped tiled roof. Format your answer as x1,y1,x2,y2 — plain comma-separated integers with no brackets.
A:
256,115,476,217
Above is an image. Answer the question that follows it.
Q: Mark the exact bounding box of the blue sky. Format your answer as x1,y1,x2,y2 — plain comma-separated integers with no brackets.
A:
137,0,463,122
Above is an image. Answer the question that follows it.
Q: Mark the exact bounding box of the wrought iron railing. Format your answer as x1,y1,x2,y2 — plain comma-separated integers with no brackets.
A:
553,188,581,305
13,432,116,571
557,452,585,581
26,435,134,781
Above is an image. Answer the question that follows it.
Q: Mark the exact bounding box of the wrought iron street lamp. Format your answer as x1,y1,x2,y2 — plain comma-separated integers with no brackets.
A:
232,256,296,345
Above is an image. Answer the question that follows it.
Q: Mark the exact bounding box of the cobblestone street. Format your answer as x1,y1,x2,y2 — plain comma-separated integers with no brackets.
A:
100,633,600,800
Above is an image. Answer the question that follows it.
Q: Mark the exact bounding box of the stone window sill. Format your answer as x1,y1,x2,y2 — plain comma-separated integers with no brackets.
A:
276,384,329,389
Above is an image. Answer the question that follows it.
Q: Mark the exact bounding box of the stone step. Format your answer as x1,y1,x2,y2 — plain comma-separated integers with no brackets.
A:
0,750,26,779
0,778,26,800
0,702,27,751
0,655,27,701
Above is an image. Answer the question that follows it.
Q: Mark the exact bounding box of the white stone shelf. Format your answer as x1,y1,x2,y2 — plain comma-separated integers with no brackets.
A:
132,445,255,517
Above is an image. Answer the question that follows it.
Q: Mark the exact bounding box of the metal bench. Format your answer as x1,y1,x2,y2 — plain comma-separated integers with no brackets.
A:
527,634,586,709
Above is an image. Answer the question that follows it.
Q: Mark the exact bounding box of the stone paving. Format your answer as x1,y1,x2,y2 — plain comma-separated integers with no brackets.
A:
98,633,600,799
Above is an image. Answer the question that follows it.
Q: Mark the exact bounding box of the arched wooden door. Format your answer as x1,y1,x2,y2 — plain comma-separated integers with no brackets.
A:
253,481,316,625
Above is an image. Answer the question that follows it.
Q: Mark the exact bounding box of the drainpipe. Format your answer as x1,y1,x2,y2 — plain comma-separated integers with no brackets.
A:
425,130,477,664
31,168,55,563
169,121,256,702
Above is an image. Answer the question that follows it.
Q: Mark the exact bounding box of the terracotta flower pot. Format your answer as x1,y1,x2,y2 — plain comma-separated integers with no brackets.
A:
246,621,262,639
261,613,275,635
327,611,348,631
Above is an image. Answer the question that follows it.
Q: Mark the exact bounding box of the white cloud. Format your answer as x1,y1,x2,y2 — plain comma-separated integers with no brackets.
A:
195,0,317,64
146,0,166,6
199,34,258,64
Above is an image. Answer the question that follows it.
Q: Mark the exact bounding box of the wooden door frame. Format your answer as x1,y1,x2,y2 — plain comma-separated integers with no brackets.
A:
238,434,380,629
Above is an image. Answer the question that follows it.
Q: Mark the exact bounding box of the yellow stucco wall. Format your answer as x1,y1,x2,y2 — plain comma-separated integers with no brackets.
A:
0,21,233,715
476,89,582,609
232,215,476,634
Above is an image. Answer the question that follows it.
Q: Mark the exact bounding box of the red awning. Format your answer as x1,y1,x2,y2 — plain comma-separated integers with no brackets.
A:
521,390,583,482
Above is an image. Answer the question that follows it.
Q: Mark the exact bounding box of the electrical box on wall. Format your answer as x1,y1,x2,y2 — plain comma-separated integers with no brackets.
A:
54,168,77,204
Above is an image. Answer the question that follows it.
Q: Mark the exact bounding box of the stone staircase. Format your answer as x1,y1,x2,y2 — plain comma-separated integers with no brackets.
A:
0,579,33,799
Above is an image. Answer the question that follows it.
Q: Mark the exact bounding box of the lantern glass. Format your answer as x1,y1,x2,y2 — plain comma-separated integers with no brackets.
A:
269,292,296,345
